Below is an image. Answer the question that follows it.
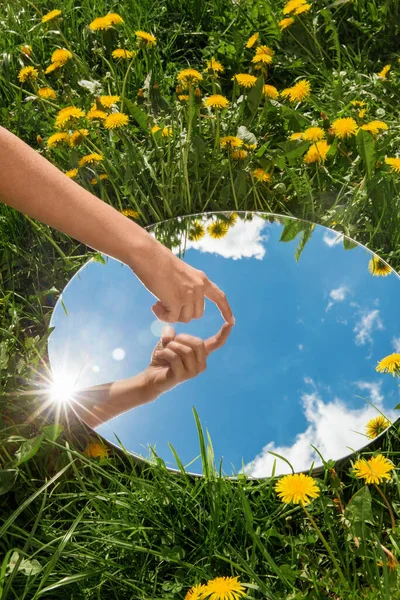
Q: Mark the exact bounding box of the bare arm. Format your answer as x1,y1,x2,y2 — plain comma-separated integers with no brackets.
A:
0,126,234,324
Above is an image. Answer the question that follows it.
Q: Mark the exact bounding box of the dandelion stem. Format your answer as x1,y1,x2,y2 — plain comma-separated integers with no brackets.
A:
228,156,238,211
24,215,70,263
374,484,396,530
302,503,348,589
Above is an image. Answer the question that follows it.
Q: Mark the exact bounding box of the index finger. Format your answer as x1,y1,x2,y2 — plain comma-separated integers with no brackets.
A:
204,322,233,355
204,279,235,325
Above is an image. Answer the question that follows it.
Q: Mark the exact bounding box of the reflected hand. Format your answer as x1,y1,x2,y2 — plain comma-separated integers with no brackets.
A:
144,323,233,396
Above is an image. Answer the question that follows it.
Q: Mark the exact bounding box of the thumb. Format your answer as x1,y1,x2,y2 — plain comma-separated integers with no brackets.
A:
161,325,175,346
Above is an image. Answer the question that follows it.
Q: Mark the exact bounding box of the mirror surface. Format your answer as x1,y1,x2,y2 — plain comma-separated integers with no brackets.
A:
48,212,400,476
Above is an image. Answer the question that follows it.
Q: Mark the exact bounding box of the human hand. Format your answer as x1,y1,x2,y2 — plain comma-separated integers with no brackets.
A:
129,236,235,325
143,322,233,396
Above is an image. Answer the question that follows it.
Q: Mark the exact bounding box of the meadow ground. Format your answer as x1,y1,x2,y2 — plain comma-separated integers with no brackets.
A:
1,0,400,598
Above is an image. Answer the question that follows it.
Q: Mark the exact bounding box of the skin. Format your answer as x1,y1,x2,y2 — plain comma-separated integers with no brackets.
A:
71,323,233,428
0,126,235,325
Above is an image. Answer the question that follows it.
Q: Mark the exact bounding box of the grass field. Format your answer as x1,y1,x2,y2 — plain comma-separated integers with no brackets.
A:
1,0,400,598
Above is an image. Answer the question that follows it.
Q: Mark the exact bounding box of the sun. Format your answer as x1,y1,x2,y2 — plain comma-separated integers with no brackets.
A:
49,372,77,404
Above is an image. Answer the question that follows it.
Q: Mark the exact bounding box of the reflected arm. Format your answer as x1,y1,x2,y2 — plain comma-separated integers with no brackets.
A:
70,371,163,429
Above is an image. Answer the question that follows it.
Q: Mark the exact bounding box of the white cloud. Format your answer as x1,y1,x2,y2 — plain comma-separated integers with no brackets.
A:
326,286,348,312
172,216,269,260
298,344,304,351
323,231,343,247
392,337,400,352
353,309,384,346
243,380,395,477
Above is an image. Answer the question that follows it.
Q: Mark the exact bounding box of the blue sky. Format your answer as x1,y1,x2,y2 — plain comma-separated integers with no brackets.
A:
48,215,400,476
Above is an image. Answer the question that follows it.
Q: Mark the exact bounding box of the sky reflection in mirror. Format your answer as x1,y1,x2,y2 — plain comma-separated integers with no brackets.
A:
48,213,400,476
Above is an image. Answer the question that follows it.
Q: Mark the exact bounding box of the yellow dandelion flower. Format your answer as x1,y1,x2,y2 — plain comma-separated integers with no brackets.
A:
290,132,303,140
79,153,103,167
253,168,272,182
366,416,391,439
112,48,135,60
304,140,330,164
262,84,279,99
177,68,203,87
42,9,62,23
185,584,208,600
85,441,109,459
351,100,366,107
104,112,129,129
378,64,391,79
360,120,388,135
368,256,391,277
252,45,274,65
244,143,257,150
203,94,230,109
51,48,72,65
135,30,157,46
18,66,38,83
65,168,78,178
69,128,89,147
303,126,325,142
151,125,161,134
281,88,292,99
274,473,320,505
353,454,394,485
104,13,124,25
232,73,257,88
283,0,307,15
20,45,32,56
45,61,63,74
287,79,311,102
331,117,358,139
246,32,259,48
385,157,400,173
379,555,399,571
279,17,295,30
205,58,224,73
294,3,311,14
220,136,243,149
208,221,229,239
55,106,85,129
376,353,400,375
231,149,248,160
87,105,107,120
162,126,172,137
122,208,139,219
90,174,108,185
202,576,246,600
38,86,57,99
89,17,111,31
178,94,189,101
99,95,120,108
358,109,366,119
189,221,206,241
47,132,70,147
225,213,238,226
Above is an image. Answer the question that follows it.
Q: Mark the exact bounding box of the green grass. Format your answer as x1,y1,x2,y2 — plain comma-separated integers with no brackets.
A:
1,0,400,597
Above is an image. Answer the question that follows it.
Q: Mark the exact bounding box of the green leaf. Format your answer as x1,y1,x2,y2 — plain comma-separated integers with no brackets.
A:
123,97,148,132
394,403,400,410
92,252,106,265
344,485,375,539
356,129,375,178
277,140,310,165
14,434,44,467
343,236,359,250
295,224,315,262
41,424,64,441
0,342,9,371
279,219,304,243
0,469,18,495
246,76,264,118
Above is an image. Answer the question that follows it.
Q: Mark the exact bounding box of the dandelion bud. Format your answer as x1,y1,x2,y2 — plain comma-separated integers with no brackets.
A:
176,84,183,95
36,134,44,147
320,111,328,120
137,88,144,104
194,87,202,105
